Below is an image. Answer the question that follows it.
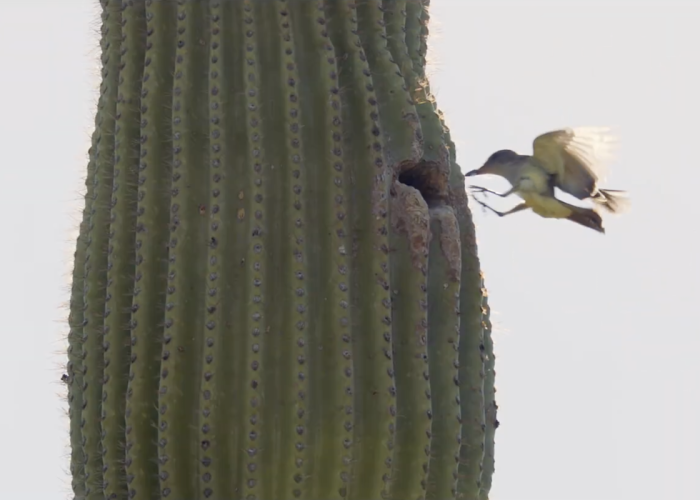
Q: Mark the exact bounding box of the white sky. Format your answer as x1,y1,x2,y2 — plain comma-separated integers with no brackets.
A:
1,1,698,499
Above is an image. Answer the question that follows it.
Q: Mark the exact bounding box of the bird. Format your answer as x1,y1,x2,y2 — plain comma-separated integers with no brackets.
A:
464,127,629,233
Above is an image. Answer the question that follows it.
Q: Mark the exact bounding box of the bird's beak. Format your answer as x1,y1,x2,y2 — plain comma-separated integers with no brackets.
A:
465,167,482,177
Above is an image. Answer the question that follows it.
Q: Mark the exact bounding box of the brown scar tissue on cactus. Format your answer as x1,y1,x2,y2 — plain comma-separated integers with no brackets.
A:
65,1,496,500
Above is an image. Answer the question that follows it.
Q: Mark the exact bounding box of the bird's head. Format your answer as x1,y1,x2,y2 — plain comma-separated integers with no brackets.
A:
465,149,519,178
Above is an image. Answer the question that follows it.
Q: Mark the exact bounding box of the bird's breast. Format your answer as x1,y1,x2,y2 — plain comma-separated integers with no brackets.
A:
515,165,551,196
519,193,571,219
514,177,550,201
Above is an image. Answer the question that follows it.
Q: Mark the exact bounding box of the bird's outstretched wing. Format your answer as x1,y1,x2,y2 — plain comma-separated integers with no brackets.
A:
532,127,618,200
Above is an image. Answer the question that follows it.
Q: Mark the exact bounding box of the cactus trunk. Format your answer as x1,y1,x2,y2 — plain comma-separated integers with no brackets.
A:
65,1,497,499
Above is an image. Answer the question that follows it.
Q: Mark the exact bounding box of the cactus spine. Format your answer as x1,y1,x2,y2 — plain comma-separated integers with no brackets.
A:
66,1,497,499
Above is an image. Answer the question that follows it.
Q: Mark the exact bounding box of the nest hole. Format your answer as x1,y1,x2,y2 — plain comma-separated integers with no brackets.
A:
396,159,449,207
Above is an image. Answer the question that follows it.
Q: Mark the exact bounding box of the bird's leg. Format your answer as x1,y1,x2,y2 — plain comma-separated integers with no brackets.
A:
497,203,529,217
469,184,517,198
473,198,529,218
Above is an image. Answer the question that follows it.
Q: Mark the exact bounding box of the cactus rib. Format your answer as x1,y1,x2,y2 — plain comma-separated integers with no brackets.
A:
425,207,463,500
289,1,355,498
480,291,497,500
81,2,122,498
101,2,145,498
386,181,432,500
124,2,176,499
156,2,210,498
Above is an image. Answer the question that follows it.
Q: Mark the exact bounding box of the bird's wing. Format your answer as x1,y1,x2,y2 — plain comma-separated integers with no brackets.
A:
532,127,618,200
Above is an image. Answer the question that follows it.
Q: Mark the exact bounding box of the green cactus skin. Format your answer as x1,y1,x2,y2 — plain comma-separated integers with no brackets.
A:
103,3,146,500
444,119,490,500
325,4,396,498
67,134,94,500
82,2,122,499
126,1,176,498
65,1,497,500
387,182,432,500
480,291,497,500
424,208,462,500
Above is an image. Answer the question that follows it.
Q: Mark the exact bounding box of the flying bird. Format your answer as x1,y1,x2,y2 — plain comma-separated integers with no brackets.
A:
465,127,629,233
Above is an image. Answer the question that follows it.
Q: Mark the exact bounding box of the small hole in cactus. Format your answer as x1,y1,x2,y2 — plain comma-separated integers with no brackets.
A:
396,158,449,207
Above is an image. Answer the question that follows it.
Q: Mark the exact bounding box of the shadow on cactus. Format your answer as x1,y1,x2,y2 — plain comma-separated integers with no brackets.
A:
65,1,497,499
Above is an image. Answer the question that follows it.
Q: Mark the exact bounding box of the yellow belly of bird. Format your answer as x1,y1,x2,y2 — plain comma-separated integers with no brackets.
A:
518,192,572,219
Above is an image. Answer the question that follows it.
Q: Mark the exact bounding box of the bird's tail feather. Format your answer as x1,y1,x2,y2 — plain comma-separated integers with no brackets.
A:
564,203,605,234
592,189,630,214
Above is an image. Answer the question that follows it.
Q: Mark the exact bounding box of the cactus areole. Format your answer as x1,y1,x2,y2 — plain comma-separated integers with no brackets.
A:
65,1,497,500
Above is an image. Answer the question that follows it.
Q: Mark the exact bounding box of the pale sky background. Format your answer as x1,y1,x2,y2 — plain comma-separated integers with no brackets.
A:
1,1,698,499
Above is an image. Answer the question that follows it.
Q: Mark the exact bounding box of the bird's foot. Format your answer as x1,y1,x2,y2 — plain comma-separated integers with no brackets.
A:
468,185,505,198
468,185,490,196
471,196,505,217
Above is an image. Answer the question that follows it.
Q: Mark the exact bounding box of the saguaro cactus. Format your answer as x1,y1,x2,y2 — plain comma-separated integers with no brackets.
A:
65,1,497,499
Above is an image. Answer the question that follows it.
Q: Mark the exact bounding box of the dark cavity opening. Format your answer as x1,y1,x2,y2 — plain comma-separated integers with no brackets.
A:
396,159,449,207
